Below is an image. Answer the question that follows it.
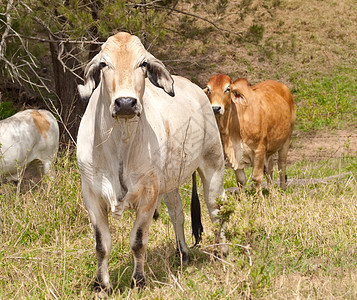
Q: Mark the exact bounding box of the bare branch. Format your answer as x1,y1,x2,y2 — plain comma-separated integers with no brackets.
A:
0,1,52,92
133,3,244,39
7,33,102,45
0,0,13,59
44,97,77,145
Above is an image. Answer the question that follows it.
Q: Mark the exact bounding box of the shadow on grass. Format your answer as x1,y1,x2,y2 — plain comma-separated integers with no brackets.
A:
0,161,50,194
106,239,224,295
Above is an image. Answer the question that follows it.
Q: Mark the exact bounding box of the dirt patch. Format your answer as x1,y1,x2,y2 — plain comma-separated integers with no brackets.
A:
288,129,357,163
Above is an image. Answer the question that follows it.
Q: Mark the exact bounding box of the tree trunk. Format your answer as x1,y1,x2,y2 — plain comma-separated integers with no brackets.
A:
49,41,86,145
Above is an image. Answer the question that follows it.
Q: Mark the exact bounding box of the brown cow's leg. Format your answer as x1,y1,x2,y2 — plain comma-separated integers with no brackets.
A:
264,156,274,186
234,168,246,191
252,150,265,197
278,138,291,190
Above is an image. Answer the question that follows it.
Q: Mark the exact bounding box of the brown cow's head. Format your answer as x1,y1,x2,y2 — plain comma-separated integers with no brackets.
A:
203,74,232,116
78,32,175,119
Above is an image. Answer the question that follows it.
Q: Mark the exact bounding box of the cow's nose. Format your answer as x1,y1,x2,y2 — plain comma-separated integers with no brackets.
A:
115,97,137,108
114,97,138,117
212,106,221,114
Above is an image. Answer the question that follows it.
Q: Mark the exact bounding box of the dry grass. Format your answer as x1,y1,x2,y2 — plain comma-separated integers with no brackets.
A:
0,150,356,299
162,0,357,88
1,0,356,298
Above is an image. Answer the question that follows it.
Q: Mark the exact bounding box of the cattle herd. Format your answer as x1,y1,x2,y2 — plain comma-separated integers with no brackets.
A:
1,32,295,293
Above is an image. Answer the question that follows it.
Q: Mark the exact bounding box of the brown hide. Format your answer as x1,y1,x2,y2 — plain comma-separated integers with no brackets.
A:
205,75,296,194
30,110,50,139
204,74,241,169
231,79,295,156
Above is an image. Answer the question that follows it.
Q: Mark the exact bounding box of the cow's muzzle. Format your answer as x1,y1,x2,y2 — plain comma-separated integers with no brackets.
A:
113,97,139,118
212,105,224,115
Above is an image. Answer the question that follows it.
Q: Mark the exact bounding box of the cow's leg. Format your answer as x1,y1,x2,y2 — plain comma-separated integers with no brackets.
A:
278,138,291,190
83,186,112,293
130,196,158,289
198,165,228,256
42,159,56,179
163,190,189,263
264,155,274,186
153,197,162,220
252,149,265,197
234,168,246,191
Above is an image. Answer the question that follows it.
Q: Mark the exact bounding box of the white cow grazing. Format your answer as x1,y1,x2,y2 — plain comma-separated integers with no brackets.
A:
0,109,59,181
77,32,227,292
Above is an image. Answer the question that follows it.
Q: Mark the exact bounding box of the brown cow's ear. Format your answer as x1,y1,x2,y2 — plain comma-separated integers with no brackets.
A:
146,55,175,97
77,53,104,102
231,90,247,105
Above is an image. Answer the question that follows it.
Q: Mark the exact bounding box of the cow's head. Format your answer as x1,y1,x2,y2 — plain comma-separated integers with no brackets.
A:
230,78,251,105
203,74,232,116
78,32,175,119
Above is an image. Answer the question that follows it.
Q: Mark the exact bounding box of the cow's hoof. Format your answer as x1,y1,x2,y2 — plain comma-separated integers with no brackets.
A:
93,290,108,299
93,281,110,298
176,248,190,264
94,280,109,292
131,274,145,289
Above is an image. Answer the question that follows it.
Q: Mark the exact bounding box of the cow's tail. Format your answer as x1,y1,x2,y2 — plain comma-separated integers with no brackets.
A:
191,171,203,246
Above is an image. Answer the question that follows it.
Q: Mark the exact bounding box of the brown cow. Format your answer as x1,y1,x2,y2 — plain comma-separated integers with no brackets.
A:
204,74,296,196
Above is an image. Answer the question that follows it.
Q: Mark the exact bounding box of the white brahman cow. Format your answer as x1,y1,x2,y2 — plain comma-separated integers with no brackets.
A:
0,109,59,181
77,32,227,292
204,74,296,196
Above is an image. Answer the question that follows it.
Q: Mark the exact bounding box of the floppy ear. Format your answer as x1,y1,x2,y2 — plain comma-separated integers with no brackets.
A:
202,86,210,96
231,90,247,105
77,53,103,102
146,55,175,97
231,78,251,105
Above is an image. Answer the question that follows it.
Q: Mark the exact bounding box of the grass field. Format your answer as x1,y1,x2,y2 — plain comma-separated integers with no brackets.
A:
0,143,356,299
1,0,357,298
0,72,356,298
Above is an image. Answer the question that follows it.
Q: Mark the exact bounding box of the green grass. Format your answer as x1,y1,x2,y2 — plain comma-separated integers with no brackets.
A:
0,63,356,297
292,66,357,131
1,0,357,296
0,145,356,298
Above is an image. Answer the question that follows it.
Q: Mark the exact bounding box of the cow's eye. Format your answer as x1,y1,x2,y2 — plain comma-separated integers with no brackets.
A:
224,87,230,94
99,62,107,69
139,61,147,68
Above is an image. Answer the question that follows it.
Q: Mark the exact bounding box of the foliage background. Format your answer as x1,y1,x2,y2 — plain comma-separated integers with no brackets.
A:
1,0,356,136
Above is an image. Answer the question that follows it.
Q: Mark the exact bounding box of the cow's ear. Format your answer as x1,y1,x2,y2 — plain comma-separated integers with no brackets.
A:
146,55,175,97
77,53,104,102
231,90,247,105
203,86,210,96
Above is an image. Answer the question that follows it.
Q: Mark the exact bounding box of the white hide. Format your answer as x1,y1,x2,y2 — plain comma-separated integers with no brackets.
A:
0,109,59,181
78,75,222,216
76,32,226,291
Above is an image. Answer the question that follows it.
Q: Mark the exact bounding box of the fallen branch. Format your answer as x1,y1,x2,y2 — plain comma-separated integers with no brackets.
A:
226,172,354,192
201,250,235,266
170,273,185,292
285,172,354,187
235,243,252,276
